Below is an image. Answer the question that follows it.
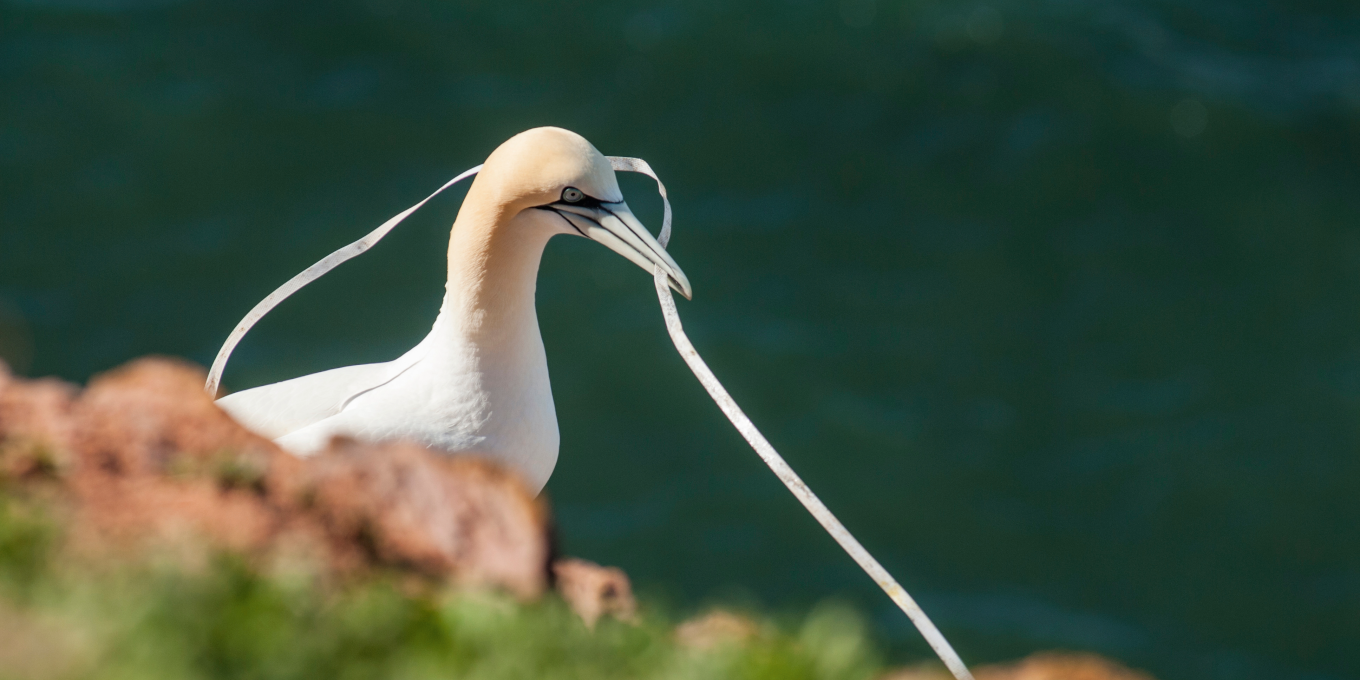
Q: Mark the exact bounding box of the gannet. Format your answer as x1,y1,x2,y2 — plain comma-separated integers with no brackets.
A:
215,127,691,494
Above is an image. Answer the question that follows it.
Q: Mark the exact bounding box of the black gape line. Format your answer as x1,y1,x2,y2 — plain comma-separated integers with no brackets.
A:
540,208,588,237
531,186,624,238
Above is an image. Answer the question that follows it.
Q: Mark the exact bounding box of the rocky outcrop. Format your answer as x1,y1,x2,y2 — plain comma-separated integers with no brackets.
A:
552,557,637,628
0,359,1156,671
674,610,761,650
0,357,554,598
880,652,1156,680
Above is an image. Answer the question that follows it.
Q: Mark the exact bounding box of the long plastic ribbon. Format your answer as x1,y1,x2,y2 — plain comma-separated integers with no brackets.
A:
609,158,975,680
204,164,483,396
204,155,974,679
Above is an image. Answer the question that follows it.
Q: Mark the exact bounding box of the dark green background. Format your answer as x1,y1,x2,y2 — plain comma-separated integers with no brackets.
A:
2,1,1358,678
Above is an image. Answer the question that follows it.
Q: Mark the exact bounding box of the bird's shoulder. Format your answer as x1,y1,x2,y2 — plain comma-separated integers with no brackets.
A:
215,359,411,440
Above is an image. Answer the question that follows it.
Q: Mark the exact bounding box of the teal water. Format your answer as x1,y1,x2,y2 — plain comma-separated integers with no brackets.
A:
2,1,1358,677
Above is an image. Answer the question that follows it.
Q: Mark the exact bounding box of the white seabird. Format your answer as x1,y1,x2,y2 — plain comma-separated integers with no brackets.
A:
215,127,692,494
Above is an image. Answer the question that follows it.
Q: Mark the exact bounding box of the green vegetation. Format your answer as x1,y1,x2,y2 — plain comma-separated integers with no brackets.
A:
0,493,886,680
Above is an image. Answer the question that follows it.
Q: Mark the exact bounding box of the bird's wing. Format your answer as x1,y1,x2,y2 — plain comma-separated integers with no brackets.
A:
215,338,431,441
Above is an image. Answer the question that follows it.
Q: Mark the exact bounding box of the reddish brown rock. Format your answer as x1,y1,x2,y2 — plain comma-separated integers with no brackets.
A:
58,358,288,558
0,361,77,479
978,653,1156,680
0,357,552,597
675,609,761,650
878,652,1157,680
552,557,637,627
301,438,550,598
877,665,950,680
71,357,279,478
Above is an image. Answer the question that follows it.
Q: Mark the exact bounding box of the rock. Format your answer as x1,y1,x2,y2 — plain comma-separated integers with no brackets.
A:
71,357,279,478
878,652,1157,680
552,557,637,627
977,652,1156,680
877,666,952,680
0,359,77,479
61,358,287,557
302,438,550,598
675,609,761,650
0,357,553,598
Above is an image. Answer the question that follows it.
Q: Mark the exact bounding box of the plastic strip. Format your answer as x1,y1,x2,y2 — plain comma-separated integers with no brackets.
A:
610,157,975,680
605,156,672,245
204,164,483,396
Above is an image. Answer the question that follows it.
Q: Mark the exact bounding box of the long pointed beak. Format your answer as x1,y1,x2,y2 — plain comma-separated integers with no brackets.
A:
553,201,693,299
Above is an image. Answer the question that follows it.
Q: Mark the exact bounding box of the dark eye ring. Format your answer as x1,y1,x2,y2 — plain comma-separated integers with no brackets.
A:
562,187,584,203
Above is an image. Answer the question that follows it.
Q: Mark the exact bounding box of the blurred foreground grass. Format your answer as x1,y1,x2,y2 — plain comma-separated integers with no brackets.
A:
0,493,885,680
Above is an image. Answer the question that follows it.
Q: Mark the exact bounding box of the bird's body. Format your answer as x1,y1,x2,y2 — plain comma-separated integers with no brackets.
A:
216,128,689,494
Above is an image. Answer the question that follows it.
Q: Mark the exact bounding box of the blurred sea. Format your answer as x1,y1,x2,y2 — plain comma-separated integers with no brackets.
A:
2,1,1358,678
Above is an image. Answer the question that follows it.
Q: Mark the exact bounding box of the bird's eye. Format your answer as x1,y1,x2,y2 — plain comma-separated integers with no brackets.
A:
562,187,584,203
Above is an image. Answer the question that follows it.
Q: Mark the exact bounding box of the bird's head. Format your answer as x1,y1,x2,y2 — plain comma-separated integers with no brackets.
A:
475,126,692,299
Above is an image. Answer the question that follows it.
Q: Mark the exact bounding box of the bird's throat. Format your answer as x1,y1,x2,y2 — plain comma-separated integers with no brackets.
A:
438,208,552,351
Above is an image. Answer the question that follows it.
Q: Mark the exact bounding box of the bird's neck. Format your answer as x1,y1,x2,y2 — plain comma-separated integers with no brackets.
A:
435,203,551,351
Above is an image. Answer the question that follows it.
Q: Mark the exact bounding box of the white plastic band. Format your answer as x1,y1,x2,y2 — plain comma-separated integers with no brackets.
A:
611,162,976,680
204,164,483,396
606,156,672,246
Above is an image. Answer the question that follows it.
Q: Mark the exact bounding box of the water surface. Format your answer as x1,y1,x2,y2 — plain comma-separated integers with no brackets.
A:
2,1,1358,678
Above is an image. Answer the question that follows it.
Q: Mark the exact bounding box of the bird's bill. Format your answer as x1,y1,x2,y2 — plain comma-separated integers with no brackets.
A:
553,201,693,299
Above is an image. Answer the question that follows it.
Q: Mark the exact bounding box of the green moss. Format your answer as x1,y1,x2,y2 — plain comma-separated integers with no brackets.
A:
0,493,886,680
0,496,55,600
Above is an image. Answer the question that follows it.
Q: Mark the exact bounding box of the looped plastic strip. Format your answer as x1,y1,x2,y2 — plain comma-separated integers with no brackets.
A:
606,156,672,246
204,154,974,680
204,164,482,396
